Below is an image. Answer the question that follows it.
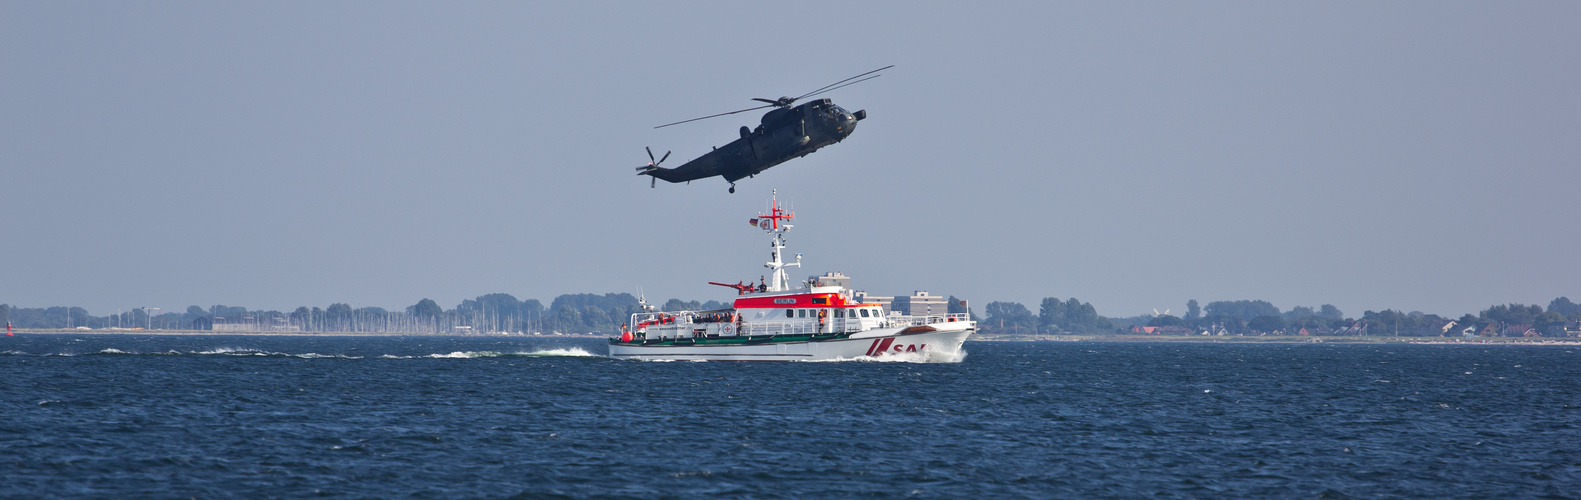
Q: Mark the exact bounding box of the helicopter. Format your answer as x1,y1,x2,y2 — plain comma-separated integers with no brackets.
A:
636,65,892,193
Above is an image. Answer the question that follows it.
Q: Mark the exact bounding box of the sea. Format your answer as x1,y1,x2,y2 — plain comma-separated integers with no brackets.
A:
2,335,1577,498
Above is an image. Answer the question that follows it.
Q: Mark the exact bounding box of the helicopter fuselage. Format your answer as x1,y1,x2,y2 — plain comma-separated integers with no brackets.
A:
644,98,864,185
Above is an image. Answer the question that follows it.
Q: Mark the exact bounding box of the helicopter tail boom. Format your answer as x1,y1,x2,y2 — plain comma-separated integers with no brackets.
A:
636,164,688,184
635,146,685,187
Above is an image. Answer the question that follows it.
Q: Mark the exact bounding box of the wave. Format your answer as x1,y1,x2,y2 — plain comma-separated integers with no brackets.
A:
40,348,367,359
426,348,600,359
516,347,598,357
808,349,968,364
191,348,361,359
427,351,501,358
195,347,267,356
37,348,142,357
21,346,594,360
293,353,363,359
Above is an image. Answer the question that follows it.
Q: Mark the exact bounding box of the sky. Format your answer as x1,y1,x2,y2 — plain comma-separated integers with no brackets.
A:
2,2,1577,319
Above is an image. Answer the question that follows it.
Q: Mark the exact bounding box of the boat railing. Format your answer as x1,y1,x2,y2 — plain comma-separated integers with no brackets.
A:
627,311,735,328
885,313,972,327
740,320,826,337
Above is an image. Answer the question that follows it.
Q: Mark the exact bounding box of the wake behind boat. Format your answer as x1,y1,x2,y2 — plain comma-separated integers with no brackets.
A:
609,191,973,361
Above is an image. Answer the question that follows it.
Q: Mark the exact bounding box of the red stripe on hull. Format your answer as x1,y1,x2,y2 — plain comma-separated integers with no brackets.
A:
865,337,895,356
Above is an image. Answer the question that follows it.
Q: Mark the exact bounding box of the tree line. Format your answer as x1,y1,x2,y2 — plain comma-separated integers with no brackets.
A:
3,295,1578,337
1,293,650,334
975,297,1581,337
981,298,1113,335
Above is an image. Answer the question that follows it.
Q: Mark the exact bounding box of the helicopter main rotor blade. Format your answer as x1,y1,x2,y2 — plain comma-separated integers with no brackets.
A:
798,75,883,102
654,103,777,129
652,65,891,129
751,97,795,107
793,65,894,102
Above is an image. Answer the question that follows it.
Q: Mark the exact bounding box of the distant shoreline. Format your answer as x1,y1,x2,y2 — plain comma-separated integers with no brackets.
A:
972,334,1581,345
6,329,610,339
9,329,1577,345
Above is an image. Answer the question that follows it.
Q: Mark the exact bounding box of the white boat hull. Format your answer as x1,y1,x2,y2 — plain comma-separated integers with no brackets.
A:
608,324,972,362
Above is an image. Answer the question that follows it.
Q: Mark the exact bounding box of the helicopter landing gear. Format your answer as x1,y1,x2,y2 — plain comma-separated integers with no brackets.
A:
728,183,736,194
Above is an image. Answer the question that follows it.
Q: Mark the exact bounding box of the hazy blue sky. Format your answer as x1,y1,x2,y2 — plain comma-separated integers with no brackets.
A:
3,2,1577,319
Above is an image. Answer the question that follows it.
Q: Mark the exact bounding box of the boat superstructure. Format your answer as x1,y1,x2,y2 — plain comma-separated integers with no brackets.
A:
609,191,973,361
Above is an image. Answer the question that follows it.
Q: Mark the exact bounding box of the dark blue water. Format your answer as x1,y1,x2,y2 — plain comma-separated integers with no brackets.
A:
3,335,1578,498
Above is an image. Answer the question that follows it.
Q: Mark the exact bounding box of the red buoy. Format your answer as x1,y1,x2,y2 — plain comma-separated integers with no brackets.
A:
621,331,633,343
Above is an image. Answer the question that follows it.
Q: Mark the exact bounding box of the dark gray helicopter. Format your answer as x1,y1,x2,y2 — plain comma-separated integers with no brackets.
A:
637,65,891,193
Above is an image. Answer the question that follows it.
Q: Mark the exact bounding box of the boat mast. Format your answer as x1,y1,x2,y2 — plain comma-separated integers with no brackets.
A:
755,190,800,292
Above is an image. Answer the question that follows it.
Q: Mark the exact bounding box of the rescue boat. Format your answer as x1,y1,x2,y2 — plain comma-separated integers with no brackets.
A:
608,191,973,361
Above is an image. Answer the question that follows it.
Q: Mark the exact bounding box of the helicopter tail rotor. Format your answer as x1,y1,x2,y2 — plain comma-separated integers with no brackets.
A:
635,146,672,188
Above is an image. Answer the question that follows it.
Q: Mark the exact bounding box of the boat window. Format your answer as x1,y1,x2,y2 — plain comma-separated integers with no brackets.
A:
797,309,806,318
785,309,793,318
834,310,843,318
859,309,870,318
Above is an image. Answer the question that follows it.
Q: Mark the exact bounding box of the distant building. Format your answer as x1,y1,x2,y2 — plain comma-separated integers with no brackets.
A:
1478,323,1500,337
1130,326,1190,335
892,291,948,317
839,274,957,319
1504,324,1538,337
853,291,894,315
811,271,850,289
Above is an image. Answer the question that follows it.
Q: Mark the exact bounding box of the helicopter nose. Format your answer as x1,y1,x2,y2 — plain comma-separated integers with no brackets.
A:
839,113,858,135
